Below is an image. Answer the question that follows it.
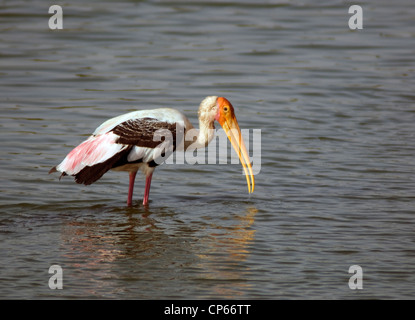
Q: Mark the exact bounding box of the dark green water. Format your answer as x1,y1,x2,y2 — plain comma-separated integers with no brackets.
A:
1,0,414,299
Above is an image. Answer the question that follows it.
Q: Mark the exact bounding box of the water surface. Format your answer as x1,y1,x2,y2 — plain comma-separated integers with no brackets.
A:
1,0,415,299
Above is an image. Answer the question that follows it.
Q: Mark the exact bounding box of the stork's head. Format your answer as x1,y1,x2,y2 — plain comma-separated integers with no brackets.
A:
198,96,255,193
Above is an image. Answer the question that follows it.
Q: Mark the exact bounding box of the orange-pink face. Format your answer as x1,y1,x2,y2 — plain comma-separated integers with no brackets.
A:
215,97,255,193
215,97,235,125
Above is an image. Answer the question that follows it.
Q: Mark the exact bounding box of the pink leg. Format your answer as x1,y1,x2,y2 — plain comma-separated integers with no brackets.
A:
127,171,137,206
143,173,153,206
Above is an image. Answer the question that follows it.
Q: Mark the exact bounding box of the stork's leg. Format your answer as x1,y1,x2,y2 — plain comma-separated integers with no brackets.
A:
143,173,153,206
127,171,137,206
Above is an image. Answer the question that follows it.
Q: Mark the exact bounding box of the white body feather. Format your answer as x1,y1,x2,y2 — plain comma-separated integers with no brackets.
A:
55,108,194,177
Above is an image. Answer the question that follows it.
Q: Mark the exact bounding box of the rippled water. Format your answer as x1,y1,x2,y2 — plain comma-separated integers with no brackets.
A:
1,0,415,299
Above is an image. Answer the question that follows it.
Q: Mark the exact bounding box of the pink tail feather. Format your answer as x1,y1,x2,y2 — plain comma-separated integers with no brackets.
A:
50,132,130,185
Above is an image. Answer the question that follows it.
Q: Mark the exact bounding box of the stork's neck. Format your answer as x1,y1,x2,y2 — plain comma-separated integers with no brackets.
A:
184,117,215,150
198,116,216,147
183,96,218,150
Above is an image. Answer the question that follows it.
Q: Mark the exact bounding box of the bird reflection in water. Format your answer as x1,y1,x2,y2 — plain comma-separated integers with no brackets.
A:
59,205,258,298
194,206,258,298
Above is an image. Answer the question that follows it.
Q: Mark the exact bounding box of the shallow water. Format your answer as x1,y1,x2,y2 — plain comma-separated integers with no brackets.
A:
1,0,415,299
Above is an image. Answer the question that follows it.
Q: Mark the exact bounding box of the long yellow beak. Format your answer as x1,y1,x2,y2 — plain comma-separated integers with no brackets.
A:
221,116,255,194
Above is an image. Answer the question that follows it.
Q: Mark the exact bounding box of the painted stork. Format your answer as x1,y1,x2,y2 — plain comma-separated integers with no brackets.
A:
49,96,255,206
